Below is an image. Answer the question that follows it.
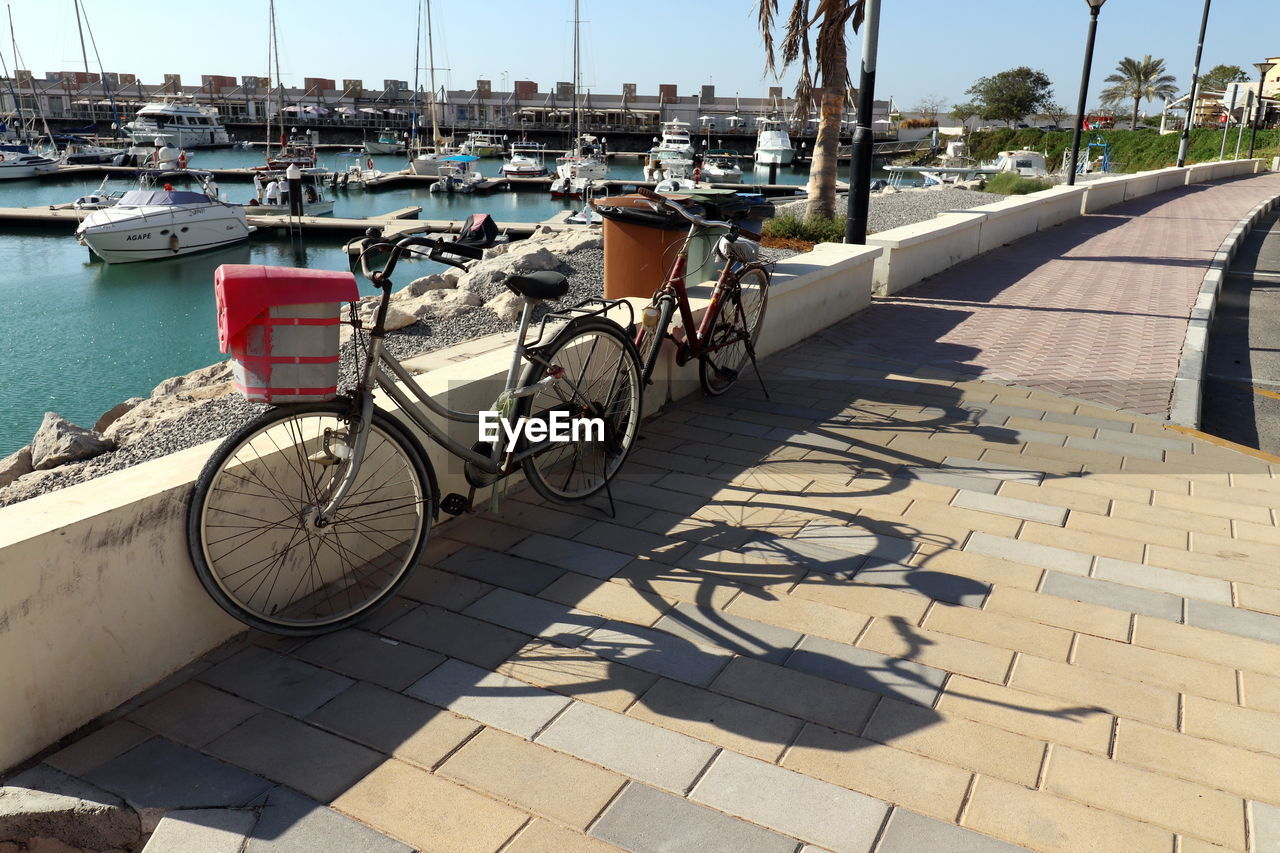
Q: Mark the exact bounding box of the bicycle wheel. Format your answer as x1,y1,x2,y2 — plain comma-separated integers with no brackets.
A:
698,264,769,396
519,318,642,503
635,293,676,387
188,401,435,635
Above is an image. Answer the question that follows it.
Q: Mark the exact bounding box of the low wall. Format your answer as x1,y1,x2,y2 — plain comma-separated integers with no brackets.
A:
966,196,1041,254
868,212,984,296
1026,185,1087,230
1080,175,1132,213
0,242,880,772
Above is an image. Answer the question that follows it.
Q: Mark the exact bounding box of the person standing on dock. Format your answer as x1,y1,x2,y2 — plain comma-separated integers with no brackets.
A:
253,172,264,203
264,178,280,206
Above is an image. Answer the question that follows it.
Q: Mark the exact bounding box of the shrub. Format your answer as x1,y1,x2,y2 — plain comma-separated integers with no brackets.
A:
984,172,1054,195
900,118,939,129
762,212,846,244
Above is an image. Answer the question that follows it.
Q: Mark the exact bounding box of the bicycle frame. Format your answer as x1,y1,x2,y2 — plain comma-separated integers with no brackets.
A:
644,228,750,369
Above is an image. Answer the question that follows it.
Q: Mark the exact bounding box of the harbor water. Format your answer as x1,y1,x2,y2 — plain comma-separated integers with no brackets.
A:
0,148,824,456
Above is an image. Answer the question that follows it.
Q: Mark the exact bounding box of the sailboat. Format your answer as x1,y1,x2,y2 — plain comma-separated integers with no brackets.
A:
549,0,608,199
409,0,459,176
257,0,317,172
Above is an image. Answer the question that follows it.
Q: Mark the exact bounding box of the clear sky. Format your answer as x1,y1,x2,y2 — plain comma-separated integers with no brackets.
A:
6,0,1276,114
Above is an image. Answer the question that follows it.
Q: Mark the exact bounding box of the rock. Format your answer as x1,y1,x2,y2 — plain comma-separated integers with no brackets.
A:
0,841,19,853
30,414,113,471
26,838,81,853
398,274,454,298
0,468,66,506
102,395,201,448
0,446,33,489
150,362,233,398
484,290,524,323
508,247,561,274
0,766,141,851
93,398,145,433
383,305,417,332
457,267,508,294
880,185,899,194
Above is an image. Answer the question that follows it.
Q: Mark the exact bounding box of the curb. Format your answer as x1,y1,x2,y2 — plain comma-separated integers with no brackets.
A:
1167,189,1280,428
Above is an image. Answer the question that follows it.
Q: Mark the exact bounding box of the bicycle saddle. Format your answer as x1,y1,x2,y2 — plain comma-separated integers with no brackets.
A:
505,271,569,301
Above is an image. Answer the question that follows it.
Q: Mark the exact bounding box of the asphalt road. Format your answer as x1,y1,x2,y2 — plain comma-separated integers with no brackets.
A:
1202,208,1280,455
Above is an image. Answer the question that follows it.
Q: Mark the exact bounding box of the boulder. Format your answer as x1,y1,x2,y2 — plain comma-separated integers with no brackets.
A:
398,273,454,298
93,398,144,433
101,394,202,448
456,267,509,295
0,468,66,507
0,766,140,851
0,446,33,490
30,414,113,470
484,290,525,323
150,362,233,398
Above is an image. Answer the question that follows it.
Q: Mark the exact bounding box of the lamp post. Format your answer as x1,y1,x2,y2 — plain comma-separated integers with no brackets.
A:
844,0,881,244
1248,60,1275,158
1067,0,1105,186
1176,0,1212,167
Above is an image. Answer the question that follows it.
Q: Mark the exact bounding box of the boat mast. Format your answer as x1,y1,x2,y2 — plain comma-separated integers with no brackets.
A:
426,0,443,145
8,4,53,144
409,0,421,155
267,0,282,159
572,0,580,151
73,0,123,138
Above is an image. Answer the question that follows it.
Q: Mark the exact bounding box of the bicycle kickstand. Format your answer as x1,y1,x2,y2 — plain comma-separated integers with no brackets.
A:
744,340,770,400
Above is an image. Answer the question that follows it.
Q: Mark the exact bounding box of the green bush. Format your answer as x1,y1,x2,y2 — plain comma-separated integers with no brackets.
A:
984,172,1054,195
900,118,938,129
762,212,846,244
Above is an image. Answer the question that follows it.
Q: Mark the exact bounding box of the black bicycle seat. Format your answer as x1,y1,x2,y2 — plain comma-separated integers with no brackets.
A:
505,271,569,301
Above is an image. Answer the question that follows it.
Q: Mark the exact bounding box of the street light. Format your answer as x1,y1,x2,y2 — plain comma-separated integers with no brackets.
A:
1066,0,1106,186
1248,60,1275,158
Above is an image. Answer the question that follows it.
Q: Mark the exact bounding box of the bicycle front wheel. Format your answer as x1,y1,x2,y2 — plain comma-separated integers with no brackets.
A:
699,264,769,396
187,401,435,635
520,318,642,503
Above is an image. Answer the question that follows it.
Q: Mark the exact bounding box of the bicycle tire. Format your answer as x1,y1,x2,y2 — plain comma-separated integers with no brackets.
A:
635,293,676,387
698,264,770,396
519,318,642,503
187,401,436,635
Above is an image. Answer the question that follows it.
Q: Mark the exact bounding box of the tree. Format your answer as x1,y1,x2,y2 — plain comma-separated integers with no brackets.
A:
965,67,1054,126
913,94,947,123
757,0,865,220
1038,103,1068,128
1100,55,1178,132
950,102,981,124
1199,64,1248,94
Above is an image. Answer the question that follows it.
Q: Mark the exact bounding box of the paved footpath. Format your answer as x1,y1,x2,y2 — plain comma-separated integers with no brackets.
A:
8,175,1280,853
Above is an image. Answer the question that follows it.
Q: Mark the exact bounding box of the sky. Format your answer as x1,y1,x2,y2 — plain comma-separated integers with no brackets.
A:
5,0,1277,114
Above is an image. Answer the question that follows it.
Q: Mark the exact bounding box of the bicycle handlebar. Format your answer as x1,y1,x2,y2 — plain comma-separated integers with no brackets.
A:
356,228,482,286
634,186,739,237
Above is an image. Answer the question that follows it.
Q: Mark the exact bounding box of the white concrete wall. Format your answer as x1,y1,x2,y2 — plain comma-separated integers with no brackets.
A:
1122,171,1163,201
1026,185,1088,231
1155,167,1191,193
868,212,985,296
1080,175,1132,214
965,196,1042,254
0,242,880,772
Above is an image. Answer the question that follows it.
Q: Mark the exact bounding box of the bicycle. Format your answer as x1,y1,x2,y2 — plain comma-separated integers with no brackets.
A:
617,187,772,397
187,232,643,636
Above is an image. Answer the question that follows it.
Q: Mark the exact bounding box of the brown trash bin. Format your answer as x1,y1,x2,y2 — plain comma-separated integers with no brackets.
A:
596,194,692,299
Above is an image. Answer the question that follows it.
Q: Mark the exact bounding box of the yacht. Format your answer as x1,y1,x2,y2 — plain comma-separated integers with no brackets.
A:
550,135,608,199
702,149,743,183
124,100,231,148
884,149,1053,187
363,129,404,155
753,117,794,165
75,183,254,263
0,151,59,180
459,132,505,157
429,155,485,193
265,132,320,171
648,154,698,193
502,141,547,177
652,119,694,156
246,173,336,216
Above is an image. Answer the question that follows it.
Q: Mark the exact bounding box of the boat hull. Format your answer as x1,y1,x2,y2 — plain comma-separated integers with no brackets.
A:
754,148,794,165
363,141,403,155
0,163,57,180
77,206,252,263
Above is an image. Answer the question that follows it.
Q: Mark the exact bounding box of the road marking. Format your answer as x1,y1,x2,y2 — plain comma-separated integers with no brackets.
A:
1163,424,1280,463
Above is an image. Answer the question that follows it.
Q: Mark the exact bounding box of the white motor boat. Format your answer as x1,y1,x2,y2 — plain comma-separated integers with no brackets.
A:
73,177,127,209
884,149,1053,187
459,132,505,158
124,100,231,148
0,151,59,180
646,153,699,192
76,185,254,263
502,141,548,177
246,174,336,216
701,150,743,184
363,129,404,155
652,119,694,156
550,136,608,199
754,117,795,165
429,155,484,193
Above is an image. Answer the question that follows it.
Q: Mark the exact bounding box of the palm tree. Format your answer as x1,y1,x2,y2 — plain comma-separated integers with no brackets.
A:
757,1,865,220
1100,55,1178,130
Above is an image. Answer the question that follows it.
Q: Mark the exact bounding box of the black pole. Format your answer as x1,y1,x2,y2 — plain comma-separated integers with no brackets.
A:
1248,62,1274,158
1177,0,1211,167
844,0,880,244
1067,4,1102,186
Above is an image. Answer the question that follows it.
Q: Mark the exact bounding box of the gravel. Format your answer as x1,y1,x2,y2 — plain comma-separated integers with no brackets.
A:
0,209,925,506
777,186,1004,234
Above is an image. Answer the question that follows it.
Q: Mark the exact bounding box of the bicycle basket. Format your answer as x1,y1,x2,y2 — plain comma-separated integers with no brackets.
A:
715,235,761,263
215,264,359,403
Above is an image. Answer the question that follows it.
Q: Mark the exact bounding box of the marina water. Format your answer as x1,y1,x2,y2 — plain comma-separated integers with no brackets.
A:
0,149,822,456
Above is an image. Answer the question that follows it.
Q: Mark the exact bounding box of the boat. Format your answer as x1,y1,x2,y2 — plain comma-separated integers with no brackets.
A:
551,4,608,199
265,131,320,171
75,182,254,263
459,131,505,158
363,128,404,155
124,99,230,148
702,149,743,183
406,1,459,176
72,177,127,209
753,116,794,165
649,155,698,193
564,183,609,225
502,141,547,177
0,150,58,180
652,119,694,156
884,149,1053,187
245,172,335,215
58,137,126,165
429,155,484,193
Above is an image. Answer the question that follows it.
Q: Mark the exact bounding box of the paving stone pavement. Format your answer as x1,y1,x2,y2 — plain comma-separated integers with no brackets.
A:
7,175,1280,852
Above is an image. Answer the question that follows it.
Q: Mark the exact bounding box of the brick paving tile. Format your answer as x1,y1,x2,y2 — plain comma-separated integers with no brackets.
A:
877,808,1031,853
589,782,798,853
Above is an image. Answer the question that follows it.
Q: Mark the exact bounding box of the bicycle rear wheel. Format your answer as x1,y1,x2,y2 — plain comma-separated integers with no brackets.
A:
519,318,642,503
187,401,435,635
698,264,769,396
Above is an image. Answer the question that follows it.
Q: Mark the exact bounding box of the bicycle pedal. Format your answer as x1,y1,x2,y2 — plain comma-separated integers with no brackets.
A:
440,493,471,516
